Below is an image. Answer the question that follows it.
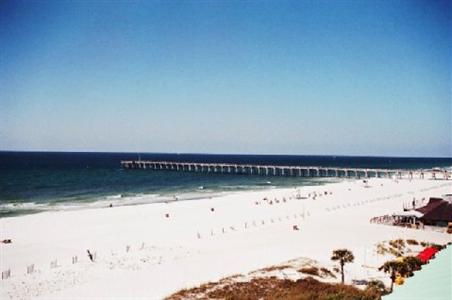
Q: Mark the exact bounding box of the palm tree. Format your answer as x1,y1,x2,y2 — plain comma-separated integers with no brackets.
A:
378,260,409,293
331,249,354,284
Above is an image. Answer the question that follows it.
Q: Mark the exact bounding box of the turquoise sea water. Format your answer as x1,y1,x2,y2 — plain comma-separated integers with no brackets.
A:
0,152,450,218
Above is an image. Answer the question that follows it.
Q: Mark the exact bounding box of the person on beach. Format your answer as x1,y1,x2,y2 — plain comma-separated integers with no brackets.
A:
87,249,94,262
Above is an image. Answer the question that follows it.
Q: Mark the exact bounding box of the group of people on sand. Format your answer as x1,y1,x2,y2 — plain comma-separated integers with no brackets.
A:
256,197,288,206
304,190,332,200
256,189,333,205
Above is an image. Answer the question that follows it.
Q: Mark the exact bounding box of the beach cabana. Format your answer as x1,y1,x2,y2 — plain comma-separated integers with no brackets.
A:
416,198,444,214
383,246,451,300
416,198,452,227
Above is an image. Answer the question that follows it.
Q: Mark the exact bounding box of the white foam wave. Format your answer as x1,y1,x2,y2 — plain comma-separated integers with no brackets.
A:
0,202,50,213
0,190,225,216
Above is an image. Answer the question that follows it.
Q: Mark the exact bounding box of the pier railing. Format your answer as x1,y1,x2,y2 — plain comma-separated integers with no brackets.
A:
120,160,449,180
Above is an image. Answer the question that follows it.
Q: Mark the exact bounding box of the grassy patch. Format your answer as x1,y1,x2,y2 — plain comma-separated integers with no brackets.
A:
420,242,445,251
167,276,381,300
320,267,337,278
376,243,390,255
406,239,419,246
299,266,320,276
389,239,405,251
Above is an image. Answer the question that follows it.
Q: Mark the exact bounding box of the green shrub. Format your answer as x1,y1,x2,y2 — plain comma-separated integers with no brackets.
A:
419,242,445,250
389,239,405,250
429,243,445,251
365,280,388,295
406,239,419,245
299,266,320,276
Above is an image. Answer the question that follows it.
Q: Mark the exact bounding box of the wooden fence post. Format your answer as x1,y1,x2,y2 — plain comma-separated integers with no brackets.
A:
27,264,35,274
50,260,58,269
1,269,11,280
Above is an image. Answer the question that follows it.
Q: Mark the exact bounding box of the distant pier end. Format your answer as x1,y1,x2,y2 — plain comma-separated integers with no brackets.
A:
120,160,449,180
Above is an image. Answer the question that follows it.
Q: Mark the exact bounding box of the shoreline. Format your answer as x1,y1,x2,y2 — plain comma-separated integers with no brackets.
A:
0,177,339,219
1,178,451,299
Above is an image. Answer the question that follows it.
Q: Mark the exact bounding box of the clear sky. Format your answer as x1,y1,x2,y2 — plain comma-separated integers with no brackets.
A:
0,0,450,157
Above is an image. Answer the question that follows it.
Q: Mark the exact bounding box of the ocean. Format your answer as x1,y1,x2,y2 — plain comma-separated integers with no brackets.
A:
0,151,450,218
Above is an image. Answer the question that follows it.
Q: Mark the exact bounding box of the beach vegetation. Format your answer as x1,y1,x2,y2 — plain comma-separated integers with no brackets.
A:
375,239,409,257
167,276,382,300
378,260,409,293
428,243,445,251
376,243,389,255
320,267,337,278
388,247,403,257
402,256,422,276
298,266,320,276
388,239,405,255
406,239,418,245
365,280,388,295
419,241,445,250
331,249,354,284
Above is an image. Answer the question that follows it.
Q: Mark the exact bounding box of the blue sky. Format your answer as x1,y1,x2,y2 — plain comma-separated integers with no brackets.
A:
0,0,450,157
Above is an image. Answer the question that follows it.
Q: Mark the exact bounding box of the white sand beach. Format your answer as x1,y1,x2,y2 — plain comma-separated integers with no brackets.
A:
1,178,451,299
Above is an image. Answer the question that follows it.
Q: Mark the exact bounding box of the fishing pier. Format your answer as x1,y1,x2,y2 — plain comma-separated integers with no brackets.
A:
120,161,449,180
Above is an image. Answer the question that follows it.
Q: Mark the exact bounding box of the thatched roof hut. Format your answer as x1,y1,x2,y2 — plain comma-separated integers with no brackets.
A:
416,198,452,226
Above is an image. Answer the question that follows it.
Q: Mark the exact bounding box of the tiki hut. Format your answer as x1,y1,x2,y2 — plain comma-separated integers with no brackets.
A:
416,198,452,227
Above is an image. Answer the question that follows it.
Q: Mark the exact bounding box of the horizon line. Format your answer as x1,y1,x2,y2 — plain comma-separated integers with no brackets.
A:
0,149,451,160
